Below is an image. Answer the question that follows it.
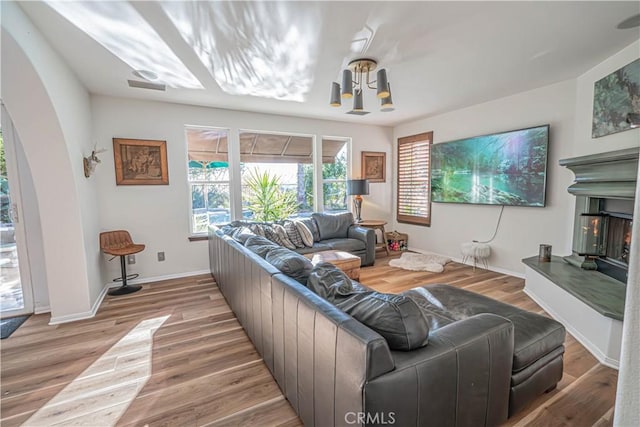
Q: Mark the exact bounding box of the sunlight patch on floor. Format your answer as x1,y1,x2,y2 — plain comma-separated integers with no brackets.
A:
23,315,169,426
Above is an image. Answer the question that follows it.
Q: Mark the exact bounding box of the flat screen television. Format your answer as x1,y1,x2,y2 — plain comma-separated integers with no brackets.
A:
431,125,549,207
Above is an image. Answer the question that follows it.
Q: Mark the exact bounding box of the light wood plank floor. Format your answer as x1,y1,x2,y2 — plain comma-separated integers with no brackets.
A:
1,256,617,426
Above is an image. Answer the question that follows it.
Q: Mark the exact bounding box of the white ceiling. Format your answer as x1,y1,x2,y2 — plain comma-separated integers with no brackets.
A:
18,1,640,127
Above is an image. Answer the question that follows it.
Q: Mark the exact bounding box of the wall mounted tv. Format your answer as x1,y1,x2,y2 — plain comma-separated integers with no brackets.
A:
431,125,549,207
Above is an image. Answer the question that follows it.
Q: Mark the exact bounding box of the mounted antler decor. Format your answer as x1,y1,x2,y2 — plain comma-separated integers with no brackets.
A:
83,147,107,178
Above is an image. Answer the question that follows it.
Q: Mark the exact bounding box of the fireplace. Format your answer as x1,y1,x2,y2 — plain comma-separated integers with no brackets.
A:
560,147,638,283
575,203,633,282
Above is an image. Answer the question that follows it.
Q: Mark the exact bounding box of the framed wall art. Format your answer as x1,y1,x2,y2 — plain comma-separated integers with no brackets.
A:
592,58,640,138
113,138,169,185
361,151,386,183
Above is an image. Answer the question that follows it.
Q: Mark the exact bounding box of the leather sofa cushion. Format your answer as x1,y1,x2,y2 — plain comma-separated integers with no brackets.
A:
293,242,333,255
404,284,566,371
307,263,429,351
265,247,313,285
322,237,366,253
312,212,354,240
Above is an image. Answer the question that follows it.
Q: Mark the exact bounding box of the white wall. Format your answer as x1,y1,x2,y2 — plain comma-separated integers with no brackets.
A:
1,2,103,321
14,135,49,312
91,96,393,282
393,80,577,275
574,40,640,157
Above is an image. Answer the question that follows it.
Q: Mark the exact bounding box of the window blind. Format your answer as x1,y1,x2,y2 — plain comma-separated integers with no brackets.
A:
397,132,433,226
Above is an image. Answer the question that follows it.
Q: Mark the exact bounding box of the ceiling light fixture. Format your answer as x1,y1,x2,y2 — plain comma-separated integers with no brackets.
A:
330,58,394,115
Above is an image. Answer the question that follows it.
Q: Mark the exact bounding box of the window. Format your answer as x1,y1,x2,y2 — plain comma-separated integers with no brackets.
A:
397,132,433,226
185,128,351,233
186,127,230,234
240,131,314,221
322,138,349,213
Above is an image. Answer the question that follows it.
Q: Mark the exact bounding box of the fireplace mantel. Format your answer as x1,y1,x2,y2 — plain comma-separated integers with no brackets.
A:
559,147,639,199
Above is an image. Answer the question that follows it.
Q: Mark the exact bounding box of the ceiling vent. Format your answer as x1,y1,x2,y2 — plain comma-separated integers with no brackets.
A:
127,80,166,91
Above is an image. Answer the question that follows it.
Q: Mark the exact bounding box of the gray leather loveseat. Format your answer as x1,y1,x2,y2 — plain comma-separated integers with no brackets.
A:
210,227,521,426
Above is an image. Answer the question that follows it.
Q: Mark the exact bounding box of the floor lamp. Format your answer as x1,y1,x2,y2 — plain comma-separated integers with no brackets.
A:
347,179,370,223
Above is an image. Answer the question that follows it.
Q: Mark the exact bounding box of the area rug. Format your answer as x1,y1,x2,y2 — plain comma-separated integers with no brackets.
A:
1,315,30,339
389,252,451,273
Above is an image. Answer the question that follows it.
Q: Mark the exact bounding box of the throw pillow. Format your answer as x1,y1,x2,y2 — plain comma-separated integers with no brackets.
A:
265,247,313,285
293,220,314,247
306,261,429,351
248,223,266,237
283,220,306,249
263,224,296,250
232,226,255,244
245,235,281,258
335,292,430,351
312,212,354,240
298,217,320,242
273,223,297,250
307,263,354,300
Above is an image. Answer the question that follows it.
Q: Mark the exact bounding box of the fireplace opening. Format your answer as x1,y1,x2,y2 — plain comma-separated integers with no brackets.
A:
595,213,632,283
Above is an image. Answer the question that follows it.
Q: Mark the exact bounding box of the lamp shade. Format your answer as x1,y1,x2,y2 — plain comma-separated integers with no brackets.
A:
376,69,390,98
347,179,370,196
330,82,341,107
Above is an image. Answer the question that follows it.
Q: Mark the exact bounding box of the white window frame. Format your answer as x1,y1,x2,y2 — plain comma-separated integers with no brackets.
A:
185,125,231,236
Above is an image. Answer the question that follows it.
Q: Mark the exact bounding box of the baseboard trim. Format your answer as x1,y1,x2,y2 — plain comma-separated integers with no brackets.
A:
123,269,211,286
49,269,211,325
49,283,109,325
34,305,51,315
523,287,620,370
406,247,525,279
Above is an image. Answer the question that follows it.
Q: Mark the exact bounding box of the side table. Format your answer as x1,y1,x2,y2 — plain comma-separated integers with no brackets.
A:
358,220,390,257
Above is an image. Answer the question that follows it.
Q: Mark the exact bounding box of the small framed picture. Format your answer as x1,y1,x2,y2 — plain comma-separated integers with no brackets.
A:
362,151,386,183
113,138,169,185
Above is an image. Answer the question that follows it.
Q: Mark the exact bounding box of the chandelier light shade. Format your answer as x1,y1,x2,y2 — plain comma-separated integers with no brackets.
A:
330,82,341,107
381,84,394,112
341,70,353,98
376,69,390,98
330,58,394,114
353,90,364,111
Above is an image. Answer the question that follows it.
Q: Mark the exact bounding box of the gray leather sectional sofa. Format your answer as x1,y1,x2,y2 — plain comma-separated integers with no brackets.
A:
226,212,376,266
209,225,565,426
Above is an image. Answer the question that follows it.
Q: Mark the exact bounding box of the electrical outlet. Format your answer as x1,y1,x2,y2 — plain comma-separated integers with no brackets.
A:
127,254,136,264
157,251,165,262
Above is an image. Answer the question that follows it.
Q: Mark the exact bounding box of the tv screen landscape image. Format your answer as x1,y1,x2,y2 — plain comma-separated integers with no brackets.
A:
431,125,549,207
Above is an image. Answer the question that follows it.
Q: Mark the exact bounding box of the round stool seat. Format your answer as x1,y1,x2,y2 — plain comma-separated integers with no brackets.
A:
461,242,491,270
102,243,145,257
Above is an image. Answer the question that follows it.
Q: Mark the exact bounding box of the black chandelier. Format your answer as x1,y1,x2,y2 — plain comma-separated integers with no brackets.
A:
330,58,394,115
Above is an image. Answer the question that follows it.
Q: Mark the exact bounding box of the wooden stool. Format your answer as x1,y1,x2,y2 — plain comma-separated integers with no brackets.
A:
306,250,361,280
358,220,390,257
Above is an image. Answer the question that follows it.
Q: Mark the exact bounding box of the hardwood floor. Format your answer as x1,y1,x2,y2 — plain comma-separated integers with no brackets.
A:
0,256,617,426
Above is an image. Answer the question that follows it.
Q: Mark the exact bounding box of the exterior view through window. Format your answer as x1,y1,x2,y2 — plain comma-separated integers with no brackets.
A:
186,127,350,233
186,127,230,234
322,139,348,212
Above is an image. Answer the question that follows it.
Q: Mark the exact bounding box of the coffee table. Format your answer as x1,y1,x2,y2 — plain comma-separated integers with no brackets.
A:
305,250,361,280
